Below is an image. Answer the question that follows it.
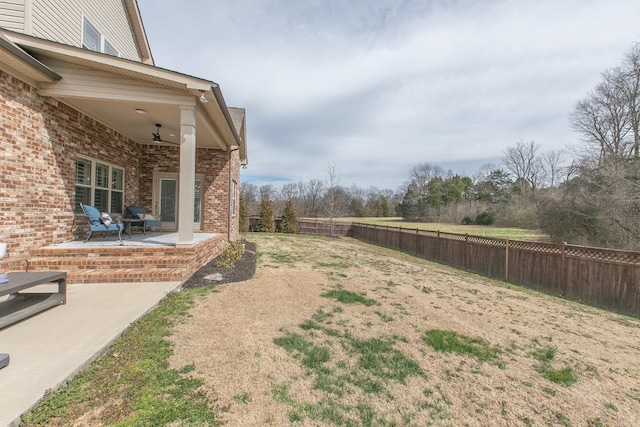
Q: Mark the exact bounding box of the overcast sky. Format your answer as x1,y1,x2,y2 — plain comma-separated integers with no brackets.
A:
137,0,640,191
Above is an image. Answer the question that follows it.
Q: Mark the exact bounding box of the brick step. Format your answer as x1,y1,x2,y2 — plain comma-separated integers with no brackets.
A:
65,267,191,284
30,247,185,258
27,255,194,270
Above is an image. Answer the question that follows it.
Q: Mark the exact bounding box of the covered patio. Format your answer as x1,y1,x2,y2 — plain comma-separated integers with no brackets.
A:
0,29,246,266
0,28,248,286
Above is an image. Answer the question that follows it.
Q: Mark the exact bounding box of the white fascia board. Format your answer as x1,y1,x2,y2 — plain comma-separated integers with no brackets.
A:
4,30,212,91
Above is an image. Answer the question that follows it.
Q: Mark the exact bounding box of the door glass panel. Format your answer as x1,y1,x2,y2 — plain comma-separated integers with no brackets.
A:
160,179,176,222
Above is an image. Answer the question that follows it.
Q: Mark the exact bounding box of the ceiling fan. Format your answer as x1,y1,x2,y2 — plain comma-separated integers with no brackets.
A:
149,123,179,145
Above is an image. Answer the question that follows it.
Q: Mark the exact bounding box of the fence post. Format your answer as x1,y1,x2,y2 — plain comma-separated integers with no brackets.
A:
415,228,419,255
561,242,566,296
465,233,469,270
505,238,509,283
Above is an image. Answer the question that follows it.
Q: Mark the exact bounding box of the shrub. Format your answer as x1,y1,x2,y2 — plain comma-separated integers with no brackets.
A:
475,211,496,225
215,242,245,268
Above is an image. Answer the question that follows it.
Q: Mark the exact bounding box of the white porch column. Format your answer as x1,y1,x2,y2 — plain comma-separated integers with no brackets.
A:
176,106,196,247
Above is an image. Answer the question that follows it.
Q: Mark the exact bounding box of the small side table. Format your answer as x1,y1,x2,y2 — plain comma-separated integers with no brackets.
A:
121,218,135,239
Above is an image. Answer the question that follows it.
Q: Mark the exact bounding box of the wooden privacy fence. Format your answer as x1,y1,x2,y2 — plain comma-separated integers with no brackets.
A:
352,223,640,317
298,219,353,237
247,217,353,237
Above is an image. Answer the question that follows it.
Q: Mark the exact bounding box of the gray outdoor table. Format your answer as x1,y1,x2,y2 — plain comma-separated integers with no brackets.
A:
0,271,67,330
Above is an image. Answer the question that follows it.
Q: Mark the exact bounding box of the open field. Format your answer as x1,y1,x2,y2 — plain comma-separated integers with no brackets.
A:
332,217,549,241
22,234,640,426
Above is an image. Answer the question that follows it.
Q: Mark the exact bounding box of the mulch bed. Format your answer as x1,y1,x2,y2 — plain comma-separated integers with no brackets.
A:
181,240,256,289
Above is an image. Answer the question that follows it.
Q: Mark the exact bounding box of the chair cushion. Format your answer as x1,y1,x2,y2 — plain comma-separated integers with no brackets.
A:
126,206,147,218
90,222,123,231
81,204,102,225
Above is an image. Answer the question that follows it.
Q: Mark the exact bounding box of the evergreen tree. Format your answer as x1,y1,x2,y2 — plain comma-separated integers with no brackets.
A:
375,200,383,217
381,196,391,217
280,199,299,233
257,197,275,232
238,194,249,232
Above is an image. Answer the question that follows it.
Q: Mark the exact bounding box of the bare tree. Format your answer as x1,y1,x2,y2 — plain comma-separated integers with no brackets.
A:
324,164,346,236
240,183,259,216
538,42,640,249
502,141,542,200
620,42,640,158
409,163,444,191
301,179,324,218
540,149,564,188
570,70,632,163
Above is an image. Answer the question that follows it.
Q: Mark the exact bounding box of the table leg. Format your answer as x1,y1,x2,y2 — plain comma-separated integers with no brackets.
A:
57,277,67,304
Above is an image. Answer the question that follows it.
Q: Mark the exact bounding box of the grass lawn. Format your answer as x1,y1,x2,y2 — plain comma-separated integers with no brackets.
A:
21,234,640,426
332,217,549,241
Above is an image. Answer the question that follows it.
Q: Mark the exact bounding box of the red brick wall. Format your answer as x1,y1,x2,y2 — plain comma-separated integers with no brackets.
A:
0,69,241,257
0,70,140,257
139,144,240,239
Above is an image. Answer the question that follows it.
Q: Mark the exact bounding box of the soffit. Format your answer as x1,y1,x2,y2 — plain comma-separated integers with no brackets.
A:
1,30,244,154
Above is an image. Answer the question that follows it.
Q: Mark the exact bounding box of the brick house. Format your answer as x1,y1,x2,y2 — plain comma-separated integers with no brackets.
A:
0,1,247,282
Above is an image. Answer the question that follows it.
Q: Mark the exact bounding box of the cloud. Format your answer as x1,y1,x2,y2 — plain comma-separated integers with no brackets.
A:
138,0,640,190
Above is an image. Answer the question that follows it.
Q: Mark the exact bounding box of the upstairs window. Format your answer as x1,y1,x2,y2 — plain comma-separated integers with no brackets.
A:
82,17,119,57
103,39,119,57
82,18,100,52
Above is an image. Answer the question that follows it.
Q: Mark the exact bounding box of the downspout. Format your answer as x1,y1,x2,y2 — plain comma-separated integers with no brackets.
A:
209,85,243,242
228,145,241,242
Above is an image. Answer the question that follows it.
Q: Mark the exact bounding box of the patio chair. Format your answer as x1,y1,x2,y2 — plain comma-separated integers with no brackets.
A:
80,203,123,242
125,206,162,236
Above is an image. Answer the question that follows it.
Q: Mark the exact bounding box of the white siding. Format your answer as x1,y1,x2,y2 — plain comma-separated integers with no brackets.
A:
29,0,141,62
0,0,25,32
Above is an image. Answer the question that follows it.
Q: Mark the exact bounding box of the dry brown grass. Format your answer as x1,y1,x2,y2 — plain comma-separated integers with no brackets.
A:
169,234,640,426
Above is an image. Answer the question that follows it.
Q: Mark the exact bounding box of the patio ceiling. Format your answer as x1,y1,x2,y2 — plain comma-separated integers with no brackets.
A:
1,30,245,157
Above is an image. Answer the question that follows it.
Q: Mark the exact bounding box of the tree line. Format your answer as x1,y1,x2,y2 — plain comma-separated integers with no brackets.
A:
241,42,640,250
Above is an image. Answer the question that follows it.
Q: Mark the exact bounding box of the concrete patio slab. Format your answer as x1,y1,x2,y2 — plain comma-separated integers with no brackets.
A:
42,232,219,248
0,280,181,427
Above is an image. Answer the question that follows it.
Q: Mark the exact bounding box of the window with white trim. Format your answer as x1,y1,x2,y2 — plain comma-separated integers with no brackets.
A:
103,39,119,57
75,156,124,214
82,17,119,57
82,18,100,52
